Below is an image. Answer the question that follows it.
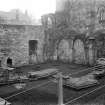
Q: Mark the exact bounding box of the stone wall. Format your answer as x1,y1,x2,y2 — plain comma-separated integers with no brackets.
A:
0,24,44,67
41,0,105,65
52,37,96,65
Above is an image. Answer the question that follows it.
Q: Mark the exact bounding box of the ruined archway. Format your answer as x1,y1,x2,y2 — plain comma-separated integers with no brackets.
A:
73,39,86,64
92,30,105,62
43,26,88,64
95,33,105,58
57,39,70,61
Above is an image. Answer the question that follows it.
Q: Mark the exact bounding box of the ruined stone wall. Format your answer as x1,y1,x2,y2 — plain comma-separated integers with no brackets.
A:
53,37,96,65
55,0,105,33
0,24,44,67
40,0,105,65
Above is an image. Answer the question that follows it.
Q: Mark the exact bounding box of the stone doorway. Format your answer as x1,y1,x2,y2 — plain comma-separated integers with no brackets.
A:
29,40,38,63
7,57,12,67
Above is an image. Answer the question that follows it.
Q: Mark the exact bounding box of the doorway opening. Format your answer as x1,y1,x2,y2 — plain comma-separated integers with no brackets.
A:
7,57,12,67
29,40,38,63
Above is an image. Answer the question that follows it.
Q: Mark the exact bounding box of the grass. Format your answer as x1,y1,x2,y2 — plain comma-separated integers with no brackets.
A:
1,62,105,105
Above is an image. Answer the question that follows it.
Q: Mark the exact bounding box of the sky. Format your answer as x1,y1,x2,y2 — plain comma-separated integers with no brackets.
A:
0,0,56,19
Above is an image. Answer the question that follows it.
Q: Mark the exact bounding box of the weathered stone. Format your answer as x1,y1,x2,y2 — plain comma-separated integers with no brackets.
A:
73,39,86,64
0,24,45,67
87,43,95,65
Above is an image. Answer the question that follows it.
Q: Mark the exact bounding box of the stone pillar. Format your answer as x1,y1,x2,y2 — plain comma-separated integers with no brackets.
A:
84,43,89,65
88,38,95,65
71,37,75,63
58,72,64,105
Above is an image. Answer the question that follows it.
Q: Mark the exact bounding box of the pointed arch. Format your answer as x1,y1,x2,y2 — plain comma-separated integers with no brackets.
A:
73,39,86,64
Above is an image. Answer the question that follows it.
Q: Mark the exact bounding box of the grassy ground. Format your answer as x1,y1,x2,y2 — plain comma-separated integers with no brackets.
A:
0,61,105,105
